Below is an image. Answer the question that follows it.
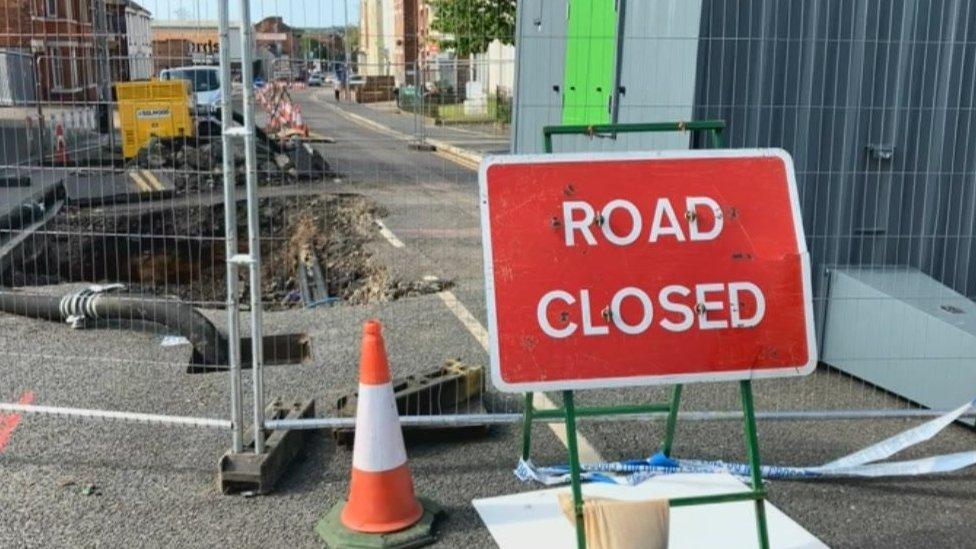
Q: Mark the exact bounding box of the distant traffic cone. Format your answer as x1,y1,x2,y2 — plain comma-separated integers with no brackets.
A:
342,321,423,532
292,105,309,137
54,121,69,164
316,321,443,548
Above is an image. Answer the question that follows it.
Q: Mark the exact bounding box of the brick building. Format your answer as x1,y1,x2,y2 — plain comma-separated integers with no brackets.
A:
254,16,296,58
0,0,98,102
392,0,417,84
151,38,193,74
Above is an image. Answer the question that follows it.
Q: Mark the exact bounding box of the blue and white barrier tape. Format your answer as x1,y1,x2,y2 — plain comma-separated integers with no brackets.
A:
516,398,976,486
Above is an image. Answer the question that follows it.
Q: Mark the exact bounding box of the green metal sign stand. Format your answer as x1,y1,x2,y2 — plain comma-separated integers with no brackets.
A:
525,120,770,549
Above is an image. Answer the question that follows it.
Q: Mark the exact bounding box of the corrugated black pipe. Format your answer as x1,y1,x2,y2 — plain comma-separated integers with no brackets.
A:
0,288,228,365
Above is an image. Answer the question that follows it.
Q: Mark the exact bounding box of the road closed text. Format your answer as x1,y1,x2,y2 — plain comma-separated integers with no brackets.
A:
537,196,764,339
537,282,765,338
562,196,723,246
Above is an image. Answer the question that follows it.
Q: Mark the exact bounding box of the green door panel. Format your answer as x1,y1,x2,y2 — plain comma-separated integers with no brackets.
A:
562,0,617,125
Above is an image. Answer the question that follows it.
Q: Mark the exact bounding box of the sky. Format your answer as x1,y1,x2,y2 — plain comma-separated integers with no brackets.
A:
140,0,360,27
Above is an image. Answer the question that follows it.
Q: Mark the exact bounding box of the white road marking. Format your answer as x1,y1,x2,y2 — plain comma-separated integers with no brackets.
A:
375,219,405,248
436,288,490,349
429,277,604,463
317,99,410,141
311,92,486,171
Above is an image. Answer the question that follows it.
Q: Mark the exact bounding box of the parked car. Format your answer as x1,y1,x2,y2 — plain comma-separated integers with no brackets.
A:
348,74,366,87
308,73,324,87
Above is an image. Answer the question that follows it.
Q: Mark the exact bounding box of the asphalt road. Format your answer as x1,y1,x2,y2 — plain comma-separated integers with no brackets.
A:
1,88,975,548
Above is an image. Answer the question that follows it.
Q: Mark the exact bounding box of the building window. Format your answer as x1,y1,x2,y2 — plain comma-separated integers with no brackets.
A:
50,52,64,89
87,50,95,84
46,0,58,17
69,48,79,88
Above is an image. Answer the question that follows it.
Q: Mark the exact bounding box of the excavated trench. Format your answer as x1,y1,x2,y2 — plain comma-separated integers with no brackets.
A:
1,193,448,309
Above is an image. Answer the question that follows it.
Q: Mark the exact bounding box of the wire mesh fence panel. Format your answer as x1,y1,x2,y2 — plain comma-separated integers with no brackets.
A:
258,0,976,433
0,6,240,436
497,0,976,422
3,3,976,547
3,0,976,464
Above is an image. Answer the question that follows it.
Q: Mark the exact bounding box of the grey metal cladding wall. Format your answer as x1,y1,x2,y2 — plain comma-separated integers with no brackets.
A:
610,0,701,153
693,0,976,300
512,0,568,153
512,0,703,153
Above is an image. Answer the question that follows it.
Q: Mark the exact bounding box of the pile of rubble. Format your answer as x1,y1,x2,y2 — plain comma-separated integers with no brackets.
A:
128,136,332,193
7,192,449,309
260,195,451,308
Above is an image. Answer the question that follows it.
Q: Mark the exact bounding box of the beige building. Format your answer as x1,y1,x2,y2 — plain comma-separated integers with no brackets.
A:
358,0,385,76
150,19,244,68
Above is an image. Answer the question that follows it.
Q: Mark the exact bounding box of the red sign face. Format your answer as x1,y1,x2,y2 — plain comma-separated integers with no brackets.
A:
480,150,816,392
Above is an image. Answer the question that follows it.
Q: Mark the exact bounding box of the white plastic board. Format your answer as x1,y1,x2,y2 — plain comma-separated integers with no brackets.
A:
473,473,827,549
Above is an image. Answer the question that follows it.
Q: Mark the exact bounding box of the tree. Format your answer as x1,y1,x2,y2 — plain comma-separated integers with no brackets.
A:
427,0,516,57
344,26,361,57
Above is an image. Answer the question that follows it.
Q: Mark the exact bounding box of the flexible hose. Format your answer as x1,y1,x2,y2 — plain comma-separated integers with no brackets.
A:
0,288,229,365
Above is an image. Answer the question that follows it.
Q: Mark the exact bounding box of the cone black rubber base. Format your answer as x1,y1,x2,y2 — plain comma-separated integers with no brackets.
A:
315,497,444,549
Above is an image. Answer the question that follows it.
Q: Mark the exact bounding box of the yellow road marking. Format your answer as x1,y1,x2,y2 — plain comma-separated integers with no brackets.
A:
128,170,151,192
140,170,165,191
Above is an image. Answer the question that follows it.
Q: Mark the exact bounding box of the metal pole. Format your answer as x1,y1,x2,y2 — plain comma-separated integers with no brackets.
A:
261,406,976,430
740,380,771,549
91,0,114,154
413,62,420,139
521,392,534,460
418,63,427,146
609,0,627,124
343,0,351,93
660,384,683,457
237,0,267,454
418,48,427,146
563,391,587,549
0,403,231,429
218,0,244,454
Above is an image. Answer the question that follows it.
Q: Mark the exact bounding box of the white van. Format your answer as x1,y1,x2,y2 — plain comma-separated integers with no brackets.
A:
159,65,222,134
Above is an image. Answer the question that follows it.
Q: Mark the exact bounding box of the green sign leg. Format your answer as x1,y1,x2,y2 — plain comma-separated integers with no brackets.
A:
563,390,587,549
660,384,683,457
709,127,726,148
740,380,770,549
521,392,535,461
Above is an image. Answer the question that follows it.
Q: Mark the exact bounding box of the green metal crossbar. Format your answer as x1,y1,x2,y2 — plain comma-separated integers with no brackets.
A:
542,120,727,153
525,120,769,549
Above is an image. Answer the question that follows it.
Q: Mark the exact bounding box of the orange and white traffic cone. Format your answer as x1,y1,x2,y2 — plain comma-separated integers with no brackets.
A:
341,321,424,532
281,100,295,128
292,105,309,138
316,321,442,547
54,121,69,164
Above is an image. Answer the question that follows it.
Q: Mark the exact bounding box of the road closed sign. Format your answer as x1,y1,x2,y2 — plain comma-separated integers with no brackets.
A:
480,149,816,392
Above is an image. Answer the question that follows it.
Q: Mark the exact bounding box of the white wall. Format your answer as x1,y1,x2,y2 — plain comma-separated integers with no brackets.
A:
380,0,395,75
473,39,515,96
486,39,514,95
125,8,153,80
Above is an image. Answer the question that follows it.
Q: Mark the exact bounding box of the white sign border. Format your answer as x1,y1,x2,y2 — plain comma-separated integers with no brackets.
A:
479,148,818,393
